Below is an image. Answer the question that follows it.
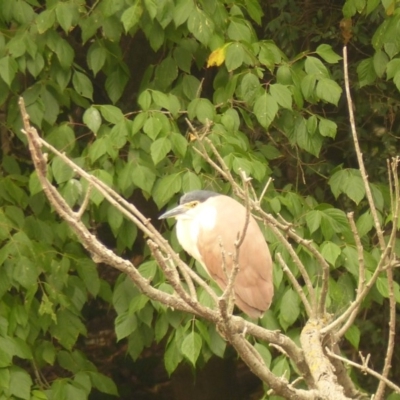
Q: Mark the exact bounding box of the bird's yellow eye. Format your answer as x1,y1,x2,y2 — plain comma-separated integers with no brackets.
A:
187,201,199,208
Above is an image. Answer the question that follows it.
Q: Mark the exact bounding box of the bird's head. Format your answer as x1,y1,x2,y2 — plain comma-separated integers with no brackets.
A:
159,190,219,221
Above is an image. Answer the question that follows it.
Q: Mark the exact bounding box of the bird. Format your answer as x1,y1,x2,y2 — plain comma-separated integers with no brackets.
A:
159,190,273,319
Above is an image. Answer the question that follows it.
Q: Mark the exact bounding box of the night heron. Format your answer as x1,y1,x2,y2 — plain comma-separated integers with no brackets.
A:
159,190,273,318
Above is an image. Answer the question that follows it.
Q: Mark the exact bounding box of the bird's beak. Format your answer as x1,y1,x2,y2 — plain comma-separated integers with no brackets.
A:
159,204,188,219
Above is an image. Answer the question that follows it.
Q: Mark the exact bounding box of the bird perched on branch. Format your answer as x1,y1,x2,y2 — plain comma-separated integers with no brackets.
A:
159,190,273,319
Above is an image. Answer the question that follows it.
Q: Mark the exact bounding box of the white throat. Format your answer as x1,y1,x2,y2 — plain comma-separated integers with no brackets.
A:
175,203,217,264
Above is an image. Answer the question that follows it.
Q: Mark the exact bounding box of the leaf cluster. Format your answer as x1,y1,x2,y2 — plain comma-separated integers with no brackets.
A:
0,0,400,398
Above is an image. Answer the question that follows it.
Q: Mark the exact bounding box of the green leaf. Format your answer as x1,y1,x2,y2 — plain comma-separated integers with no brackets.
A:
169,132,187,157
117,220,137,251
345,324,360,349
56,2,78,33
377,276,389,298
321,208,349,238
356,211,374,237
182,75,201,100
131,164,156,193
144,0,157,19
225,43,245,71
27,53,45,78
342,246,359,276
181,331,202,366
239,73,261,104
55,39,75,69
357,57,377,87
83,106,102,134
393,70,400,92
188,98,216,123
138,260,158,281
121,3,143,32
293,116,323,156
306,115,317,135
228,17,253,42
315,44,342,63
320,242,341,266
245,0,263,25
270,83,292,109
115,312,137,341
105,67,129,104
99,105,124,124
386,58,400,79
152,174,182,208
9,367,32,400
164,336,183,375
52,156,74,184
208,326,226,357
182,171,202,192
187,8,214,45
13,255,40,289
304,56,329,78
65,383,87,400
155,314,169,342
173,0,195,27
51,309,87,350
88,137,108,163
36,9,56,33
373,49,389,78
253,92,278,129
87,43,107,76
0,56,18,86
138,90,152,111
13,1,35,24
88,371,118,396
272,355,291,380
75,258,100,297
154,57,178,90
315,79,342,106
151,90,169,110
301,74,317,101
143,116,162,140
254,343,272,368
319,118,337,138
279,288,300,328
329,169,366,204
306,210,321,234
72,71,93,100
150,137,171,165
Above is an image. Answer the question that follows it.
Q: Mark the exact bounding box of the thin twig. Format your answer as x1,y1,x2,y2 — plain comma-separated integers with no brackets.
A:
375,157,399,400
343,45,385,251
326,348,400,394
258,177,273,204
335,212,365,339
220,169,252,318
75,183,92,219
277,253,312,317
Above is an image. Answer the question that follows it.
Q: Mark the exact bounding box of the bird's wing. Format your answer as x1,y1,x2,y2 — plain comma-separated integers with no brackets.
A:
197,196,273,318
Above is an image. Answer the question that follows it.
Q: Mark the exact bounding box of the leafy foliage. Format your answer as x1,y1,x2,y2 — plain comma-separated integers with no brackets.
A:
0,0,399,398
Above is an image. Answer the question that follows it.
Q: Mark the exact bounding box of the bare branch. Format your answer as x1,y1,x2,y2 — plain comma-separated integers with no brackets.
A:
326,348,400,395
220,170,252,320
375,157,400,400
335,212,365,339
277,253,313,317
343,45,385,251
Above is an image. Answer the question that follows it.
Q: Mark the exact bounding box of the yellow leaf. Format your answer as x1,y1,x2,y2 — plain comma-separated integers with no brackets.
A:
207,45,229,68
